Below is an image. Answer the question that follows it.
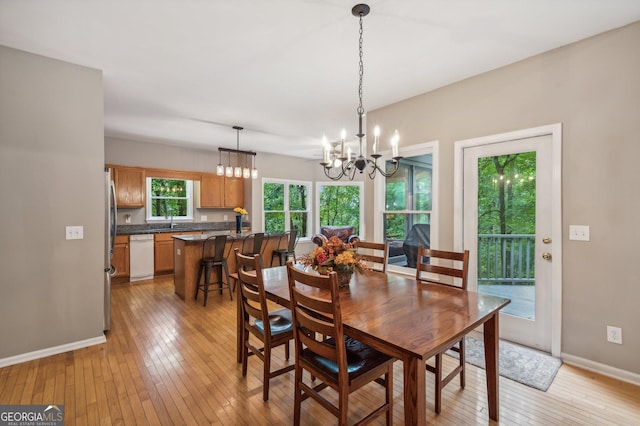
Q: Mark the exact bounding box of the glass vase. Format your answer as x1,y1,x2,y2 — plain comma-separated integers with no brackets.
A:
235,215,242,234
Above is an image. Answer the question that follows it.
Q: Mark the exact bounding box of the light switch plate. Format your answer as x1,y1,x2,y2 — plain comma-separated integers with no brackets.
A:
569,225,590,241
200,215,207,221
65,226,84,240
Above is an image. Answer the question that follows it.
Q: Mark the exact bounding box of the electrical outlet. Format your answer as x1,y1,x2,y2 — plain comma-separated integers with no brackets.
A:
223,214,228,220
607,326,622,344
65,226,84,240
200,215,207,222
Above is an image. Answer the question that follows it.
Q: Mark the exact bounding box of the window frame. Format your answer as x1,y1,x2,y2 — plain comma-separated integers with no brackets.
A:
261,178,312,239
374,141,439,275
145,177,194,222
315,181,364,237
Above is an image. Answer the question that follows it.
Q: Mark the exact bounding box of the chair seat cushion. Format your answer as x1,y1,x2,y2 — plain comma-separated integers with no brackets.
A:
302,336,392,381
253,308,293,335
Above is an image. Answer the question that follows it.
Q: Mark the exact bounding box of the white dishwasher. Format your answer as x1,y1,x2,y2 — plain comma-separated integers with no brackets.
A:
129,234,155,281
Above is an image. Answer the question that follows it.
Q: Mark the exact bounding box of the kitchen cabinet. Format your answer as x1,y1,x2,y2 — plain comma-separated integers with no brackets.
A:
112,235,130,279
197,173,244,208
224,176,244,207
197,173,224,208
154,231,201,274
114,166,145,208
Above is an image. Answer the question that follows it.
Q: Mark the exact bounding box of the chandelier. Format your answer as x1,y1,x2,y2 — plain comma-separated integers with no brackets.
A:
320,4,402,181
216,126,258,179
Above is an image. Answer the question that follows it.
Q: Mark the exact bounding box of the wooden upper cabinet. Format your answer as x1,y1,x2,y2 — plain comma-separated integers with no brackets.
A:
114,166,145,208
198,173,224,208
197,173,244,208
224,176,244,207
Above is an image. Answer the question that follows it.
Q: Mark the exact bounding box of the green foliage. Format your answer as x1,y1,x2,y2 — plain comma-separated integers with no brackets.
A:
263,182,309,237
477,152,537,285
318,185,360,234
477,152,536,235
150,178,187,217
264,183,284,210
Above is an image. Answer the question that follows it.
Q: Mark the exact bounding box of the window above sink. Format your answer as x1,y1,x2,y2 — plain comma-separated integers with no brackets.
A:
146,177,194,222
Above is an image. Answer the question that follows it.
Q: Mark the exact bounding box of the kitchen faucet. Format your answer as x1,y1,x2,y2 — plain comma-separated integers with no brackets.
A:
166,208,176,229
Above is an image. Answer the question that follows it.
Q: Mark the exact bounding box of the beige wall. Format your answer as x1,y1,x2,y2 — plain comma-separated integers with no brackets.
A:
367,22,640,374
0,45,105,359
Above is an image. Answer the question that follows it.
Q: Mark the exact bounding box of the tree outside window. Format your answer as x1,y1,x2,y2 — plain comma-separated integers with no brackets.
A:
263,180,310,237
317,183,362,235
146,178,193,220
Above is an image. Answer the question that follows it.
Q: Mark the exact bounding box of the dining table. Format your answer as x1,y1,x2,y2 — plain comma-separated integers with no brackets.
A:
236,266,510,425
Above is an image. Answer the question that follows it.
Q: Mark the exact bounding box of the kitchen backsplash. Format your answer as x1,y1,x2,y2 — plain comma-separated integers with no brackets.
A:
116,207,240,226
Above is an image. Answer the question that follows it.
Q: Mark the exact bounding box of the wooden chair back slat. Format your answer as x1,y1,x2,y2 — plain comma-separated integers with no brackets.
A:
415,245,470,290
355,240,389,273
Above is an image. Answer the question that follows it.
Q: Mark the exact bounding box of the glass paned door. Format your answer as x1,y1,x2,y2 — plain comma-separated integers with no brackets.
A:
463,135,553,351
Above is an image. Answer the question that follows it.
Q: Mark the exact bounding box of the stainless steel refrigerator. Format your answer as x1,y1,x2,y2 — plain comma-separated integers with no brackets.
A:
104,167,117,331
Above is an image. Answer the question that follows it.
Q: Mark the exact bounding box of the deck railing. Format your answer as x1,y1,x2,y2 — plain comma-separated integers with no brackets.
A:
477,234,535,285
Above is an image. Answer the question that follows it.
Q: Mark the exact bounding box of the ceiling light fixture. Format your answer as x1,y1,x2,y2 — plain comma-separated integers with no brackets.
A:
320,3,402,181
217,126,258,179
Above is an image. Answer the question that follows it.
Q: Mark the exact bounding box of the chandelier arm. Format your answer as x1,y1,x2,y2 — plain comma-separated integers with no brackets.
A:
323,164,346,181
370,158,401,178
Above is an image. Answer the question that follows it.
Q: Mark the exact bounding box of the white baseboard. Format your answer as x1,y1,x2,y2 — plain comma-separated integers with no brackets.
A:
561,352,640,386
0,335,106,368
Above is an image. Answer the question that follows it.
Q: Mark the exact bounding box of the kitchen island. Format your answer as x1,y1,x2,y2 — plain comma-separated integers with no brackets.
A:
172,232,285,301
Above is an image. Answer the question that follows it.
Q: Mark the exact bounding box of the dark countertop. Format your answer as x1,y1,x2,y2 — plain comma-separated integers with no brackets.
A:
173,231,241,242
117,221,246,235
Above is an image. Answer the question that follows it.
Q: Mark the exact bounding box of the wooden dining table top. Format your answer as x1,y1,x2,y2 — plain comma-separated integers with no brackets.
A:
260,266,510,362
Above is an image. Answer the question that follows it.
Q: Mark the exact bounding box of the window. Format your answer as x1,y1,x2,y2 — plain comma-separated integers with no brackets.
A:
146,177,194,221
263,179,311,237
380,148,436,272
316,182,363,235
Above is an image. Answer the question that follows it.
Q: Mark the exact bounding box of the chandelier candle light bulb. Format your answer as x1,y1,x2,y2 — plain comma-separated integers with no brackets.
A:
373,125,380,154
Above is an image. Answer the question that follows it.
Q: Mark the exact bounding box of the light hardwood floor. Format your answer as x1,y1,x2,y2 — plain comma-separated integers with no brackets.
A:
1,275,639,425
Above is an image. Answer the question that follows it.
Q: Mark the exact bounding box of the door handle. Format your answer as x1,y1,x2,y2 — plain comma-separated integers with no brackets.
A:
542,252,552,261
543,237,552,244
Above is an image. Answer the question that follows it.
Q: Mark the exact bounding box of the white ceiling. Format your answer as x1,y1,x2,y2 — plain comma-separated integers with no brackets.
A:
2,1,640,159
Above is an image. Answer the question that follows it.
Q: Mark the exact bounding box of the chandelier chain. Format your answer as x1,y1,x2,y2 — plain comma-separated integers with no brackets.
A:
357,13,364,116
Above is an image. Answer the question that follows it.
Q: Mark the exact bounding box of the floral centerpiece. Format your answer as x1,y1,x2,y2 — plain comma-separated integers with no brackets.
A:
233,207,248,233
299,236,368,288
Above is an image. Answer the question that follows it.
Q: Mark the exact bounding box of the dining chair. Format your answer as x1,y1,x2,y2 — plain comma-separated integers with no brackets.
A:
235,249,294,401
270,229,299,267
286,263,394,426
415,245,470,414
354,240,389,273
195,234,232,305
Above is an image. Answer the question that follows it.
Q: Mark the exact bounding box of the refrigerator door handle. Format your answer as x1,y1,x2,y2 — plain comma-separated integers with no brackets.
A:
110,180,117,256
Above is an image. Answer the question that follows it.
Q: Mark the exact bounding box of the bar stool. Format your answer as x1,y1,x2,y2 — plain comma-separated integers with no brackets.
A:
195,234,232,306
270,229,298,267
242,232,265,257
